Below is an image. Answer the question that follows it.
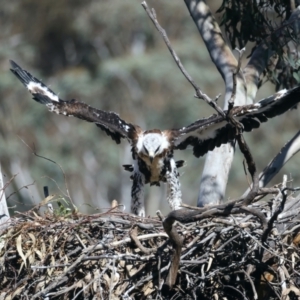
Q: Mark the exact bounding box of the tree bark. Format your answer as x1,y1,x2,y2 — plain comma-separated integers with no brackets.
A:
184,0,247,206
185,1,300,206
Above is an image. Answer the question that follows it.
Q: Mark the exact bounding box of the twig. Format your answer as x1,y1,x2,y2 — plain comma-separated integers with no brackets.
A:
162,215,183,288
216,233,241,252
235,132,259,206
223,285,248,299
31,264,71,269
71,267,109,300
242,270,258,299
129,225,156,254
18,136,74,207
0,170,16,203
239,207,267,231
258,130,300,188
261,183,290,259
2,174,24,201
82,254,154,261
141,1,225,118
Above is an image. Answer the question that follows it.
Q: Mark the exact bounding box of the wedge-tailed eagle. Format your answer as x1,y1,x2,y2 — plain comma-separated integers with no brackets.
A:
10,60,300,216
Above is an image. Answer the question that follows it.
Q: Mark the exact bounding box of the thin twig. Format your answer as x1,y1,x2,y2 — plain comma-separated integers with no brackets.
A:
18,136,74,206
242,269,258,299
141,1,225,118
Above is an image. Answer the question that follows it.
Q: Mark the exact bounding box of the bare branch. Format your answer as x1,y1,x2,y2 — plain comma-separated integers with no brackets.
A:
162,215,183,288
184,0,247,106
18,136,75,208
129,225,156,254
242,270,258,300
141,1,225,117
243,130,300,197
183,0,248,207
260,130,300,187
261,183,288,246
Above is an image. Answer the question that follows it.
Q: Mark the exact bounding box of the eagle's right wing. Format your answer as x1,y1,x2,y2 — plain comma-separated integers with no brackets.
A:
169,86,300,157
10,60,140,144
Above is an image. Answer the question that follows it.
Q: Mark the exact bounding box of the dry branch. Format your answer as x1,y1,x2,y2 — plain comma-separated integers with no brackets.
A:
243,130,300,197
141,1,225,118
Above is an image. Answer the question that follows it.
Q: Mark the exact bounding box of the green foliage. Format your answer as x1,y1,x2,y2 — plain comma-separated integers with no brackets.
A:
217,0,300,89
55,198,73,217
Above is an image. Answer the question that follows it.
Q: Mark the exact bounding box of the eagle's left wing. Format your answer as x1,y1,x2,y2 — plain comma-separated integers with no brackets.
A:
10,60,140,144
170,86,300,157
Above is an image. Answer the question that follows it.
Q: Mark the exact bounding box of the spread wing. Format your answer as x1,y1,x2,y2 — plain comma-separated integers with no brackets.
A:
10,60,140,144
170,86,300,157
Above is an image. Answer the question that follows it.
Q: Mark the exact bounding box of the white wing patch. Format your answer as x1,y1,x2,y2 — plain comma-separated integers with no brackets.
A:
46,103,61,115
275,89,287,99
27,81,59,102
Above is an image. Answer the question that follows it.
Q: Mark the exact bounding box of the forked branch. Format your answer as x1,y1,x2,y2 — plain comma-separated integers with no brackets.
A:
141,1,225,118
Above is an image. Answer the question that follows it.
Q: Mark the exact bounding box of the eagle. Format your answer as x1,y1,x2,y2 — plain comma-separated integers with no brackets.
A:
10,60,300,216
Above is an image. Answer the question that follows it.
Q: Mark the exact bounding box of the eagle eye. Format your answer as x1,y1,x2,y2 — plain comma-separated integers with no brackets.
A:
155,146,160,154
143,145,149,154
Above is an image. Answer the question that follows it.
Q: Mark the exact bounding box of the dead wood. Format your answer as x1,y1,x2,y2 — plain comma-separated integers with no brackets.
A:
0,189,300,300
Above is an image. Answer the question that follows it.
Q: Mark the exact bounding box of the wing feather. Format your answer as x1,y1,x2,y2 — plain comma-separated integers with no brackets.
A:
172,86,300,157
10,60,139,144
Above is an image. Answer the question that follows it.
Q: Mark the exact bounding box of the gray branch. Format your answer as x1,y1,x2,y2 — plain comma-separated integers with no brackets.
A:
259,130,300,187
185,1,300,206
243,130,300,197
184,0,248,207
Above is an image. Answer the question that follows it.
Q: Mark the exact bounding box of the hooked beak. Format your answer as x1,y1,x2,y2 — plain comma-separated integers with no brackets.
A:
149,152,154,163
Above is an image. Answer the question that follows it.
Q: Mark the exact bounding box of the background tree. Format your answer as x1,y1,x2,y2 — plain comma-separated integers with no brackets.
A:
183,0,300,206
0,0,300,216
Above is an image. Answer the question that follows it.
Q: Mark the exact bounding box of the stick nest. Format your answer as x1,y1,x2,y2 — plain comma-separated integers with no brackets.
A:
1,192,300,300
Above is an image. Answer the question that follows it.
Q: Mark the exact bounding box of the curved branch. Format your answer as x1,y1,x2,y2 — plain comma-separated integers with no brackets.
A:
259,130,300,187
141,1,225,117
243,130,300,197
184,0,247,105
184,0,235,80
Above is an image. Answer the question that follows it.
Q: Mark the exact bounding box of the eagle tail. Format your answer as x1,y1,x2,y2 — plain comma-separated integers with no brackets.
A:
10,60,60,105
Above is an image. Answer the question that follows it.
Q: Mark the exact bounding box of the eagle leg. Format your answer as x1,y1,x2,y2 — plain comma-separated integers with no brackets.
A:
131,171,145,217
166,158,182,210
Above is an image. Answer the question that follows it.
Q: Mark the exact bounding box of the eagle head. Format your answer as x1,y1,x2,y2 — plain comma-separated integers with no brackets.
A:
137,131,170,164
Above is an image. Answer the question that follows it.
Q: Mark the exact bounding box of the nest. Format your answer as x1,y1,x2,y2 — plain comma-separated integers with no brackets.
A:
1,187,300,300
